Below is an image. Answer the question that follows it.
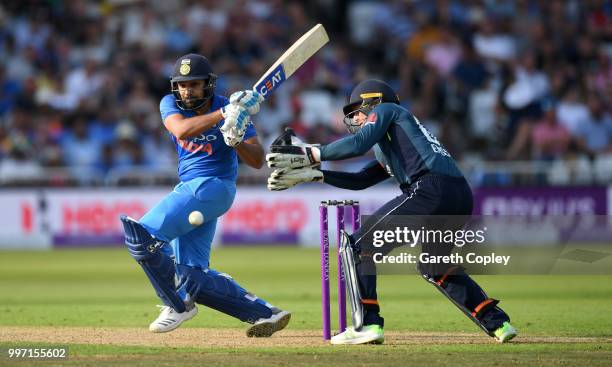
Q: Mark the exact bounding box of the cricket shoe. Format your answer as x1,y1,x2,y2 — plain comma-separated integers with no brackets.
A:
246,308,291,337
494,321,518,343
331,325,384,345
149,304,198,333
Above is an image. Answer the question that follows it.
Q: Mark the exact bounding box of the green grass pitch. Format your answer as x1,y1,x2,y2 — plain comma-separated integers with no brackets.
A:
0,247,611,366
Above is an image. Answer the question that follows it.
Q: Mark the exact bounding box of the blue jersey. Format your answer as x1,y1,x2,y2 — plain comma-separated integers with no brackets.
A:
159,94,257,182
319,103,462,185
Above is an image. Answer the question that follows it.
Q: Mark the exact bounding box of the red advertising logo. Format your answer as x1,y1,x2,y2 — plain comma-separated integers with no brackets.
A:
21,203,33,233
222,199,307,232
62,201,147,234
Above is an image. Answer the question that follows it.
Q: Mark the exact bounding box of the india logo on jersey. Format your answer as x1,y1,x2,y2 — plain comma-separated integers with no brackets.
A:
177,138,213,155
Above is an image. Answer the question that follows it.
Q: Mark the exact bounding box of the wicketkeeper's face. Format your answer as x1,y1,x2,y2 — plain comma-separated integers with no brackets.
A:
177,80,205,108
353,111,368,127
343,109,368,134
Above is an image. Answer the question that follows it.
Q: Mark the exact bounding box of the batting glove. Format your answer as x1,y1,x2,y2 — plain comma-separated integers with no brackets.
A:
229,90,264,115
267,167,323,191
222,125,247,147
221,103,249,128
221,104,250,147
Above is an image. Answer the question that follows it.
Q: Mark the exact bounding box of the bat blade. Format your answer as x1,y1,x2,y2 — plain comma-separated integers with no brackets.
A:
253,24,329,99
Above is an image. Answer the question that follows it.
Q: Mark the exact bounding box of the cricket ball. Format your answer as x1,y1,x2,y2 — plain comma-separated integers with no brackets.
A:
188,211,204,226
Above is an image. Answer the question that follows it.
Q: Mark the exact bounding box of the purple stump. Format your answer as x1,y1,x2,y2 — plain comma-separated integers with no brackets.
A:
352,202,361,232
320,203,331,340
349,202,360,330
337,203,346,333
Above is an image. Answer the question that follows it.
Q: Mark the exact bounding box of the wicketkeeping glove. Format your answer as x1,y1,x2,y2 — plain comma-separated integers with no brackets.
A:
266,128,321,169
229,90,264,115
267,166,324,191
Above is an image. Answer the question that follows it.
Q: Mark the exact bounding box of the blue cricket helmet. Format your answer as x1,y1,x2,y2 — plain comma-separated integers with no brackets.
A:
170,53,218,110
342,79,399,133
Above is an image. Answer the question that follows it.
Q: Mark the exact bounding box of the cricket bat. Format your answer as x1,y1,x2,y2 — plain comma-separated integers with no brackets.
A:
253,24,329,99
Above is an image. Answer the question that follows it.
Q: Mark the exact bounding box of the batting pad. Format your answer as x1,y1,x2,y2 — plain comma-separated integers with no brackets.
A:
176,264,274,323
120,215,186,313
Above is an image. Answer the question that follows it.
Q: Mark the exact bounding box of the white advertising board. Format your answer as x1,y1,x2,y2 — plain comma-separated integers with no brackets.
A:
0,190,49,249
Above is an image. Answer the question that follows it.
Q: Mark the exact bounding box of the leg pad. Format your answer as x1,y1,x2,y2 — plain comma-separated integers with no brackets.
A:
418,262,502,336
120,215,186,313
176,264,273,323
339,230,364,330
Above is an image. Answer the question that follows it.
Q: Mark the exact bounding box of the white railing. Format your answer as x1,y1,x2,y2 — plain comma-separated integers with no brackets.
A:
462,155,612,186
1,156,611,187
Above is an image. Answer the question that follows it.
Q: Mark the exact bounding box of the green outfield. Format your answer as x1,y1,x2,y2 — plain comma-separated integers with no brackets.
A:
0,247,611,366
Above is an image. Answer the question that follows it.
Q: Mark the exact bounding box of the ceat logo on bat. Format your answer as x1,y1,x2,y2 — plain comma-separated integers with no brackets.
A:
256,65,286,96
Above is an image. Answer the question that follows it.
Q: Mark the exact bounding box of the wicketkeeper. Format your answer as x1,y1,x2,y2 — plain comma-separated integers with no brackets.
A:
266,79,517,345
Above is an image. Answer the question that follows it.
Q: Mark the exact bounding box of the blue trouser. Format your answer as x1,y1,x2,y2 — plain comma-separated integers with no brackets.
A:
134,177,273,322
351,173,510,334
140,176,235,267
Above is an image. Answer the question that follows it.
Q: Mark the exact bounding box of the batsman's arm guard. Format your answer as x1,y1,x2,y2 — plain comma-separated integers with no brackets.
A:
339,230,364,330
120,215,186,313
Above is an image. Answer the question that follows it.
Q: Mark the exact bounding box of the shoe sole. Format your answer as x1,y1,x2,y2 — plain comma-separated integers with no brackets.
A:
496,332,517,343
246,312,291,337
149,308,198,333
330,334,384,345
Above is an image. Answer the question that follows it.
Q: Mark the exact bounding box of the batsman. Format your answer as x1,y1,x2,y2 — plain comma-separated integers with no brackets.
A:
266,79,517,345
121,53,290,337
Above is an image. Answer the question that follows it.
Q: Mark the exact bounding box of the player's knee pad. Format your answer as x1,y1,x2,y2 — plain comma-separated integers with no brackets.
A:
120,215,186,312
121,215,164,261
176,264,273,323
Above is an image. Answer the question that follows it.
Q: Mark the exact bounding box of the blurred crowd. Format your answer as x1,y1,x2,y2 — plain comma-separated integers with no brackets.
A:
0,0,611,186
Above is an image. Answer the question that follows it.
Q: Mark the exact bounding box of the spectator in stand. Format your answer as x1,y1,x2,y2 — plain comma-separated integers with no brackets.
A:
556,86,591,136
0,146,43,184
112,120,143,169
587,49,612,95
89,106,117,146
0,66,20,118
452,40,488,93
575,96,612,158
143,124,177,171
255,93,292,138
60,115,101,184
424,25,462,78
0,0,610,186
531,101,571,161
473,18,516,63
63,57,105,110
503,52,549,125
503,52,549,159
125,78,157,117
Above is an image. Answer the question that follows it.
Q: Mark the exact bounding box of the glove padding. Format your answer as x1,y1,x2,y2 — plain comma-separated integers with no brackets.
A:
230,90,264,115
222,125,247,147
221,104,250,147
266,130,320,169
267,166,323,191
